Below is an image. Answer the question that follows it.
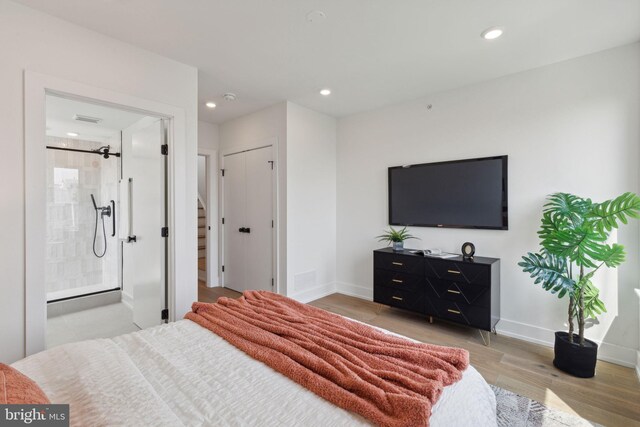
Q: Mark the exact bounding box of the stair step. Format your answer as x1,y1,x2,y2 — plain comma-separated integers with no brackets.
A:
198,245,206,250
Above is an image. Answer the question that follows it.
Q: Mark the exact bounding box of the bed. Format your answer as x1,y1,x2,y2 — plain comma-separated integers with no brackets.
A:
12,317,496,427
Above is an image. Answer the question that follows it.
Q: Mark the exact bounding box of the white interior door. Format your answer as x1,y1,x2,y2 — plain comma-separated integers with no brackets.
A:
122,117,166,329
245,147,274,291
222,146,273,292
222,151,246,292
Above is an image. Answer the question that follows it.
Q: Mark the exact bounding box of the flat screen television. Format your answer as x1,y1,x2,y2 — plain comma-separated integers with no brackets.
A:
388,155,508,230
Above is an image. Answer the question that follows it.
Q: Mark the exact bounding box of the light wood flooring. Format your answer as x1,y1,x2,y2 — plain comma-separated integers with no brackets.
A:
197,284,640,426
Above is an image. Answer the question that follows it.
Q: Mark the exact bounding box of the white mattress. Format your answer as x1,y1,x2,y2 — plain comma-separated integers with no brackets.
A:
13,319,496,427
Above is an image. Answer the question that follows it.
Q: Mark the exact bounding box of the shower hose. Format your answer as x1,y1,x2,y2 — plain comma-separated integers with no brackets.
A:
93,208,107,258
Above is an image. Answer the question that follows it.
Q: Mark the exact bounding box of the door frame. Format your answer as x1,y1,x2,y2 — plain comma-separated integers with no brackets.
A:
198,148,219,287
220,138,278,293
24,71,188,356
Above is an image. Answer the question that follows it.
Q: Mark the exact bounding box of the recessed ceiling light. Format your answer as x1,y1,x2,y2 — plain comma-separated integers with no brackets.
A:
481,27,504,40
205,102,216,108
223,93,237,101
67,132,79,137
320,89,331,96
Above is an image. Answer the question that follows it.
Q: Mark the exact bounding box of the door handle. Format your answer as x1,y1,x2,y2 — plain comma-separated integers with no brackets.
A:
239,227,245,233
127,235,137,243
111,200,116,237
245,227,251,234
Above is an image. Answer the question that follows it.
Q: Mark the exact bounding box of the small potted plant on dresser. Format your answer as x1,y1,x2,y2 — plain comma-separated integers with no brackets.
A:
376,226,417,251
519,192,640,378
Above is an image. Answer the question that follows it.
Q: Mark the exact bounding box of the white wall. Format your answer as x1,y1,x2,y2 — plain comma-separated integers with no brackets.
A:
198,121,220,151
219,103,288,293
0,0,198,363
336,43,640,367
286,103,337,302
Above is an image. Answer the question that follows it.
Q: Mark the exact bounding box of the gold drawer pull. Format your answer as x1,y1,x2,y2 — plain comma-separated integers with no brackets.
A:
447,269,461,274
447,309,461,314
447,289,461,294
392,262,404,266
391,296,403,301
392,279,403,284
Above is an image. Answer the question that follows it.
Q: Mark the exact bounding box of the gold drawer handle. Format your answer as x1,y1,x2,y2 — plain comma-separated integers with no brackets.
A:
447,309,461,314
447,269,461,274
392,279,403,284
391,296,403,301
447,289,461,294
392,262,404,266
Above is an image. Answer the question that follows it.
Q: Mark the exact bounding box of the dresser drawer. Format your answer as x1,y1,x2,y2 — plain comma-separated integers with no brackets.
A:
374,269,422,293
425,259,489,286
432,299,491,331
426,277,491,308
374,251,423,275
374,285,423,313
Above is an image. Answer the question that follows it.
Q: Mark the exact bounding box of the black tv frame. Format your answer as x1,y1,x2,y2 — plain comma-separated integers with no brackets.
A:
388,155,508,230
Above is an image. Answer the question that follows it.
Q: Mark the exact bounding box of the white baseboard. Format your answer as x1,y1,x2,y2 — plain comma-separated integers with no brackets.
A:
335,281,372,301
636,351,640,380
289,282,336,304
121,291,133,310
497,318,637,368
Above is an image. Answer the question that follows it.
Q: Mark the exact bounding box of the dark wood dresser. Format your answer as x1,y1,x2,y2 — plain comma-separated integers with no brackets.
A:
373,248,500,341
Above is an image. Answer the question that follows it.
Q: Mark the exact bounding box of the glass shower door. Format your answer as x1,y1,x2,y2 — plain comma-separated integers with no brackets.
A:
45,138,121,302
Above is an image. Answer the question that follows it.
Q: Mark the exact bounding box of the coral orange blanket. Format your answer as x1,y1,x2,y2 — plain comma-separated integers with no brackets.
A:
185,291,469,427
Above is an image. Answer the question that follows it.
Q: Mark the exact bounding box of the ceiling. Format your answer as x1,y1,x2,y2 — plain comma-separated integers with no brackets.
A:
18,0,640,124
46,94,147,143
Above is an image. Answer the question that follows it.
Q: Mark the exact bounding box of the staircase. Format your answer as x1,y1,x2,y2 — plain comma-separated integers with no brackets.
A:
198,199,206,280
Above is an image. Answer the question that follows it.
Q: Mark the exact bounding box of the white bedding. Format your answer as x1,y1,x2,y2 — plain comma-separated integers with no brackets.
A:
13,319,496,427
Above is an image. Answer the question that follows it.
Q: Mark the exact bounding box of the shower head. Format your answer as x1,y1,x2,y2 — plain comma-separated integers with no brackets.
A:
91,194,98,210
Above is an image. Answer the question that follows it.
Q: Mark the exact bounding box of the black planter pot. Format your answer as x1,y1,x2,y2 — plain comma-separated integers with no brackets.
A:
553,331,598,378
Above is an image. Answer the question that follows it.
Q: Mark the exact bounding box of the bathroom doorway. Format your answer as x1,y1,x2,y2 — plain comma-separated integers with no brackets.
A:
44,94,168,348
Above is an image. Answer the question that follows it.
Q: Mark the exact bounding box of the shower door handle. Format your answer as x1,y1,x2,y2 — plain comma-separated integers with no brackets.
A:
127,235,137,243
111,200,116,237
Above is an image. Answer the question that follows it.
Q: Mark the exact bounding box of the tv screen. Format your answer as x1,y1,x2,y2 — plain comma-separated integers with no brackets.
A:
388,155,508,229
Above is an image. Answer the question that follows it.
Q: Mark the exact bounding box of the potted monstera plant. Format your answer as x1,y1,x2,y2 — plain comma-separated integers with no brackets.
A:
376,226,418,251
519,192,640,378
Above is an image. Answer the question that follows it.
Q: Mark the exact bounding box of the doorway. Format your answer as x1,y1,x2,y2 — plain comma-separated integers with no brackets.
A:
222,146,275,293
43,94,168,347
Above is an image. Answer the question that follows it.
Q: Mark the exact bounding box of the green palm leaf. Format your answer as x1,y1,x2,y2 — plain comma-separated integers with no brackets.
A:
544,193,591,227
596,243,626,267
542,225,606,268
587,192,640,234
537,211,568,244
572,279,607,320
518,252,575,298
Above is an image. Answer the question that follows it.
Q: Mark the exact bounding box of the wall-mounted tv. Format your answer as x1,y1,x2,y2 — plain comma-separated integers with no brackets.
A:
388,155,508,230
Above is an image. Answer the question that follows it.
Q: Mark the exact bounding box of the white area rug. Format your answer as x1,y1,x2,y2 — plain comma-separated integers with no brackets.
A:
491,385,603,427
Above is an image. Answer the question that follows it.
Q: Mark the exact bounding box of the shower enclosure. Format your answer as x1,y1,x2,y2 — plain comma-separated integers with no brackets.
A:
43,93,168,341
45,137,122,302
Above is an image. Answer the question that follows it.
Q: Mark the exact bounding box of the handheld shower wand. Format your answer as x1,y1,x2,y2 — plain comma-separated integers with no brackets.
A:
91,194,115,258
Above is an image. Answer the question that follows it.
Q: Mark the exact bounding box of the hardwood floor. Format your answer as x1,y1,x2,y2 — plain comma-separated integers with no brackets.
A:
197,286,640,425
310,294,640,426
198,281,241,302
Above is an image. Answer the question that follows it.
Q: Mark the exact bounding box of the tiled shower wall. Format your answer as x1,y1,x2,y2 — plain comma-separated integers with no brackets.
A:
46,136,120,299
